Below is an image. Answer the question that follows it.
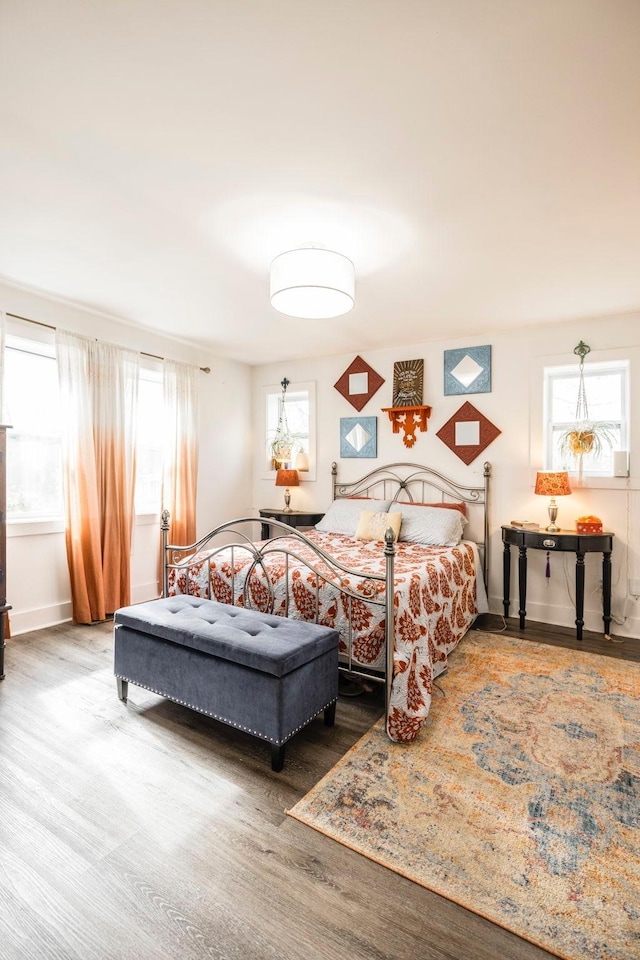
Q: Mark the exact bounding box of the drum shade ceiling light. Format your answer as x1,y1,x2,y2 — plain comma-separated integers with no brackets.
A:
270,246,355,319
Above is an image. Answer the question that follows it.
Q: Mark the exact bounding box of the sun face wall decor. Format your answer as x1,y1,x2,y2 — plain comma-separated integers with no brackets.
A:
436,401,501,464
392,359,424,406
382,357,431,448
334,355,385,412
444,345,491,396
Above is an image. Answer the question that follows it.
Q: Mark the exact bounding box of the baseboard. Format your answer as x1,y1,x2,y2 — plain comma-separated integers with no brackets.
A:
486,596,640,640
8,582,161,636
8,601,73,636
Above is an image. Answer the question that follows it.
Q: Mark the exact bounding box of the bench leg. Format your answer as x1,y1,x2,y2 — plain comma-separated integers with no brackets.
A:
324,701,336,727
271,743,285,772
117,678,128,702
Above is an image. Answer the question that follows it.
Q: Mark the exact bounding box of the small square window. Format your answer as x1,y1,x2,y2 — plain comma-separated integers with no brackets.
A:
543,360,628,478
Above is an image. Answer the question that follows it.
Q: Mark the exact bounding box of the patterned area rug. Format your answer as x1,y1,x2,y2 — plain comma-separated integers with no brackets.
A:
288,633,640,960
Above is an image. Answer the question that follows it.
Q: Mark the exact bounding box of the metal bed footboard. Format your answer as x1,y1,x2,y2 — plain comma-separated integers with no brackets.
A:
161,512,397,715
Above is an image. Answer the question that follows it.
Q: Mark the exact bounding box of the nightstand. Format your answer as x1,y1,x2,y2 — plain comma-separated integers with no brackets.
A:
501,525,614,640
259,508,324,540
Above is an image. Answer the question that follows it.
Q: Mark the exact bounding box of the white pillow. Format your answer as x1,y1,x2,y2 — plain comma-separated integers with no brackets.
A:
355,509,402,543
388,502,466,546
315,498,392,536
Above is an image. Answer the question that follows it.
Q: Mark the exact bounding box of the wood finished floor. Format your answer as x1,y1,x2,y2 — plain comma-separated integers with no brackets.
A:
1,618,637,960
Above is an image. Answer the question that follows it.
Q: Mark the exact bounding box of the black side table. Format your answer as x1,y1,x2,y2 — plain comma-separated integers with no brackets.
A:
259,509,325,540
501,525,614,641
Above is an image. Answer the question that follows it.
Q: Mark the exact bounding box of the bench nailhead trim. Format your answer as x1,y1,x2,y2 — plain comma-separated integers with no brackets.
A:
115,674,337,745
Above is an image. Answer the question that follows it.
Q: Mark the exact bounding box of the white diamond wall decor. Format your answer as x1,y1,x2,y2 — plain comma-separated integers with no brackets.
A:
444,345,491,395
340,417,378,458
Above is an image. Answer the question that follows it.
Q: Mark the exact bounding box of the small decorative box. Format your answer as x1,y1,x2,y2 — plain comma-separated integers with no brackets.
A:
576,518,603,534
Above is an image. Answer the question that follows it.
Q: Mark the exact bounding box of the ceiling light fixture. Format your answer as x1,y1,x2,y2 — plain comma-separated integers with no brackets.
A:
270,244,355,319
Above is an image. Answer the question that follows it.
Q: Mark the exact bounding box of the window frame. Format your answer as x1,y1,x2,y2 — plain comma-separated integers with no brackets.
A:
134,359,164,517
4,318,169,536
543,359,629,478
530,346,635,492
260,380,316,481
4,328,65,526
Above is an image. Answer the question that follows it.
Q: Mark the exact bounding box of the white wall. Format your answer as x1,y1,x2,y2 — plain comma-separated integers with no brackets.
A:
2,281,253,634
251,312,640,639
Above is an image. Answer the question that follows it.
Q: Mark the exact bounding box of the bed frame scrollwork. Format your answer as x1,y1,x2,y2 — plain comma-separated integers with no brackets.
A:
161,461,491,720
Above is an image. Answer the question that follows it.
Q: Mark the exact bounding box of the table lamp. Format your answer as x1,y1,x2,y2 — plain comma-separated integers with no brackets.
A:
275,468,299,512
534,471,572,532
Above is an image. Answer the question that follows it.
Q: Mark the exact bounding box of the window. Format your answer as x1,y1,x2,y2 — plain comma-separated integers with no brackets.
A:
263,380,316,480
135,365,164,513
544,360,628,477
4,330,166,521
5,337,64,521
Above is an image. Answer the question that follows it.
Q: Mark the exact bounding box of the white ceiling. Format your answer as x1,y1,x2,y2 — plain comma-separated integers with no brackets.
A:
1,0,639,364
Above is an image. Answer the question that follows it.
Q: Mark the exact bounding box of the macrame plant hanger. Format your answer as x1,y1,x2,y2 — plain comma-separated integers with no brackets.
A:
573,341,591,483
271,377,294,468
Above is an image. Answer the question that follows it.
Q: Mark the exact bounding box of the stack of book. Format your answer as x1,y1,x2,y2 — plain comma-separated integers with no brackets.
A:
510,520,539,530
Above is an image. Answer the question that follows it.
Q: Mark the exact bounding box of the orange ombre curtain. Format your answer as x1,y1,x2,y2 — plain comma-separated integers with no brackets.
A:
56,331,139,623
160,360,198,583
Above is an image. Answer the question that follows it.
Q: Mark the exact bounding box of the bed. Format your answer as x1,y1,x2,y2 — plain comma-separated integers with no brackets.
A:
162,460,491,743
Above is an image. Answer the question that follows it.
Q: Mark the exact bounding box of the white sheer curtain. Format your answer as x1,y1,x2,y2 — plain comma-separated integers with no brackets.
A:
161,360,199,565
56,331,139,622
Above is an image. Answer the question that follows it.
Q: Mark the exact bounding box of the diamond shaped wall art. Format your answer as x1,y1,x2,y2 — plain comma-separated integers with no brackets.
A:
340,417,377,458
334,355,385,411
444,345,491,396
436,401,501,464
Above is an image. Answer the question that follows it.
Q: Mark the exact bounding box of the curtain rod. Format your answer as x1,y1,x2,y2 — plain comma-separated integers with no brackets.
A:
5,312,211,373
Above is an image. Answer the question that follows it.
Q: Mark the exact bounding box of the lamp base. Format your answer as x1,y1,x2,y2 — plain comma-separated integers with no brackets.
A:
283,489,292,512
546,498,559,532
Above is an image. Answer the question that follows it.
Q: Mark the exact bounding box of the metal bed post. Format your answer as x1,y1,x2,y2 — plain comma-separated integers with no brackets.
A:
483,461,491,589
161,509,171,598
384,527,396,720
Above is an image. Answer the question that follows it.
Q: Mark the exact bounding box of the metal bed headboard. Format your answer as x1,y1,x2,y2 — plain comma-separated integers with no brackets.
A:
331,460,491,587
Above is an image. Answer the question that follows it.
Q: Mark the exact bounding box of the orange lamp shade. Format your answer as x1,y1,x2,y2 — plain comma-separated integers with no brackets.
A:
275,469,299,488
534,471,572,497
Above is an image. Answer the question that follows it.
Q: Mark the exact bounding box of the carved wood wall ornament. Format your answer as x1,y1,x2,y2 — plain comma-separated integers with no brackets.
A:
381,405,432,448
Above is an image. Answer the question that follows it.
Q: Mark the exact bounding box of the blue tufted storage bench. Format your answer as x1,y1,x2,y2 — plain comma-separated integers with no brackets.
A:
113,595,339,771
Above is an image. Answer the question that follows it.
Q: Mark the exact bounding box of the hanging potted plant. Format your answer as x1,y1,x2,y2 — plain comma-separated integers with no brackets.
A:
270,377,295,468
558,341,615,480
558,423,615,460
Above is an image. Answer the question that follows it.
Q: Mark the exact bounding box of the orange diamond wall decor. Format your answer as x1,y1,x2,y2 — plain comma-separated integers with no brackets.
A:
334,355,385,412
436,401,501,464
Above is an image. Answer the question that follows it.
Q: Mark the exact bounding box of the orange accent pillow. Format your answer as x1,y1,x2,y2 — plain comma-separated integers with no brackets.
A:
402,501,468,517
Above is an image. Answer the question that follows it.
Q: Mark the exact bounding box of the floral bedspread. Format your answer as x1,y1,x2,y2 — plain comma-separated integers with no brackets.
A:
167,530,482,743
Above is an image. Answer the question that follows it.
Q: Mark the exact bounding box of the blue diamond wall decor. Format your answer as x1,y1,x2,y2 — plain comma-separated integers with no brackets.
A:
340,417,378,458
444,345,491,396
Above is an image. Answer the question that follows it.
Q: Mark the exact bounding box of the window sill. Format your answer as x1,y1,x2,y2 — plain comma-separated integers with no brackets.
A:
135,512,161,526
573,475,639,491
7,512,162,537
7,518,65,537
